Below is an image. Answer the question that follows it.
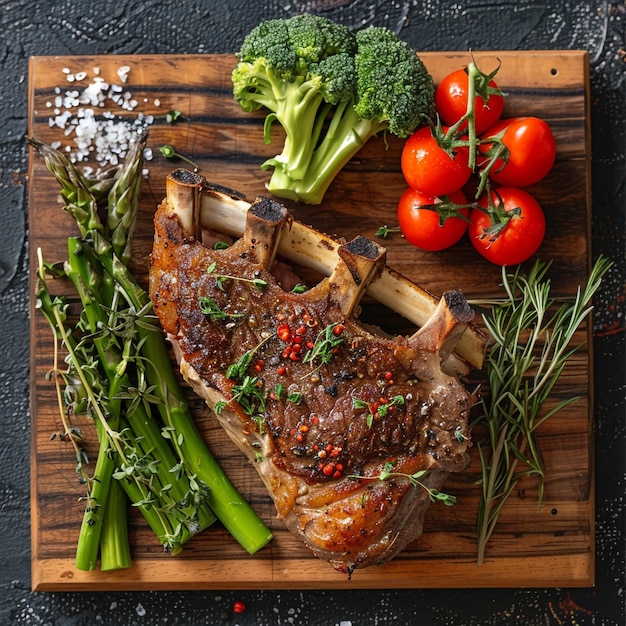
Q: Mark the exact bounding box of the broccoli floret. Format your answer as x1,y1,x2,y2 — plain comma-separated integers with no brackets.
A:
354,26,435,137
232,15,356,184
232,16,434,204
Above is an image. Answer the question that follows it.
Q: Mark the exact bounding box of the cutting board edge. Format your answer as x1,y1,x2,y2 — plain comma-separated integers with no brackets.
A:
31,553,595,592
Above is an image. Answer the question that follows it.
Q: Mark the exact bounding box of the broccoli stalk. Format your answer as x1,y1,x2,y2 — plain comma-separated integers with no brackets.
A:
232,15,435,205
235,58,348,184
264,97,378,204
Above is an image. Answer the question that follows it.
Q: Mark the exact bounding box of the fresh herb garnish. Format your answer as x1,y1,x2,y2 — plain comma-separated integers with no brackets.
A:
159,144,199,172
375,224,401,239
302,322,345,371
216,375,267,434
165,109,186,124
217,334,276,432
287,392,303,404
353,395,405,428
350,459,457,506
225,350,256,381
198,296,244,320
474,256,611,565
207,261,267,291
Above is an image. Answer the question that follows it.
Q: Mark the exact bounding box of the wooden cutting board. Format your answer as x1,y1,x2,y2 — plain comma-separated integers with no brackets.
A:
28,51,593,591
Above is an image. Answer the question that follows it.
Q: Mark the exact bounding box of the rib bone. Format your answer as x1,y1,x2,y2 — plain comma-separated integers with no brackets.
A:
165,169,486,369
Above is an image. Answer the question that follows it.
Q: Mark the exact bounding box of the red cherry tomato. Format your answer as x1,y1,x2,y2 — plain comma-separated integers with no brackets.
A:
401,126,472,197
397,188,470,252
435,68,505,134
469,187,546,265
480,116,557,187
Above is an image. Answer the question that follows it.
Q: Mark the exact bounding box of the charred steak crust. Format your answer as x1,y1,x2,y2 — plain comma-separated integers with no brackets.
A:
149,185,475,574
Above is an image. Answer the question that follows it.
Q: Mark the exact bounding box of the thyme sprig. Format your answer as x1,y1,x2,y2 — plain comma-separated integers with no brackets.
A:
474,256,612,565
198,296,245,320
301,322,345,376
224,333,275,381
215,334,276,433
207,261,267,290
350,460,457,506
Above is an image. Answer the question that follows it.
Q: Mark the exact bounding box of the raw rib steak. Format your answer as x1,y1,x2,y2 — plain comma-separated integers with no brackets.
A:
149,169,478,574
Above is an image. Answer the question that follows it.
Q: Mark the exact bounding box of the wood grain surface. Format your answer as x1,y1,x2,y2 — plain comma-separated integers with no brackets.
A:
28,51,593,591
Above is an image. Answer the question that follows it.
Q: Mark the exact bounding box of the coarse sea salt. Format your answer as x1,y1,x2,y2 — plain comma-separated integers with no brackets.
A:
46,65,159,175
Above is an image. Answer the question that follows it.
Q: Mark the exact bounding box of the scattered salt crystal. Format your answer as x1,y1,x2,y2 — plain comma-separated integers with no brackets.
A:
62,67,70,74
117,65,131,83
74,71,87,81
154,98,161,107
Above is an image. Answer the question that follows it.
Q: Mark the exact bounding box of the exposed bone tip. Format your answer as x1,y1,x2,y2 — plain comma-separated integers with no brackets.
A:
250,196,289,225
168,168,205,186
443,290,475,324
342,235,386,261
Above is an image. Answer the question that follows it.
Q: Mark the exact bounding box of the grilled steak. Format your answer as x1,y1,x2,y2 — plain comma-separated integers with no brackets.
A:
149,170,477,574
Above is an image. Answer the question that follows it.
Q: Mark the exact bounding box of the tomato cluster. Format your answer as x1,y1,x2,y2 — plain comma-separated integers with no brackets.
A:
397,61,556,266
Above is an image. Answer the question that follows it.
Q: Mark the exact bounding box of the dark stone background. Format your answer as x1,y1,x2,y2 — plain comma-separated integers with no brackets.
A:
1,1,624,624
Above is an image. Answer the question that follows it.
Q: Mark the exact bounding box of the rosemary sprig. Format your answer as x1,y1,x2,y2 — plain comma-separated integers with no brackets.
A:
474,256,612,565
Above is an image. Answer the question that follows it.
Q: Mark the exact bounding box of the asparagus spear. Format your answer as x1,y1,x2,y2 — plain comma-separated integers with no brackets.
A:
30,135,273,567
65,238,217,557
99,480,132,572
